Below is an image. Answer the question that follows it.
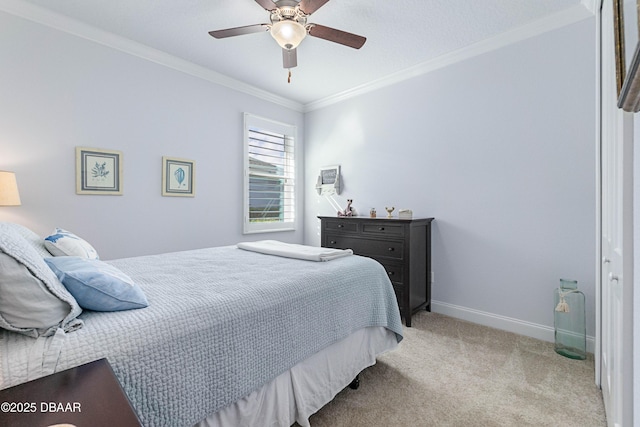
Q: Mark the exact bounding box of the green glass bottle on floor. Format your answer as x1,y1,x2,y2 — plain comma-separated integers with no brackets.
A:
554,279,586,360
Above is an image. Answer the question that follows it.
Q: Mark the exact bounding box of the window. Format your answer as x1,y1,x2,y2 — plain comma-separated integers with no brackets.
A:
244,114,297,234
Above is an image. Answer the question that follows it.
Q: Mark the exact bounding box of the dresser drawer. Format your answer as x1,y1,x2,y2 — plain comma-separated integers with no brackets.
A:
378,261,405,284
362,223,405,237
323,220,359,233
325,234,404,260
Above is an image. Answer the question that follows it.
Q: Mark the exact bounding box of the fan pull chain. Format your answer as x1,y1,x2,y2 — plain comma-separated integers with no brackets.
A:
288,69,292,84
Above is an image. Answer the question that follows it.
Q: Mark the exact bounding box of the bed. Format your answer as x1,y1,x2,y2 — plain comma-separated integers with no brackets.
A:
0,223,403,426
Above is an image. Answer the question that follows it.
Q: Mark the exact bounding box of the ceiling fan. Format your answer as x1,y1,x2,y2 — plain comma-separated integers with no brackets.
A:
209,0,366,73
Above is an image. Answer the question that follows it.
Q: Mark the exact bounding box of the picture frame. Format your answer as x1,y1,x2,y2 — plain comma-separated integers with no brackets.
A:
613,0,626,96
162,156,195,197
617,0,640,111
76,147,123,195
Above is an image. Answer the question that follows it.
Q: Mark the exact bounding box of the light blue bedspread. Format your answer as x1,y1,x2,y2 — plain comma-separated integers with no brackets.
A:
0,245,403,426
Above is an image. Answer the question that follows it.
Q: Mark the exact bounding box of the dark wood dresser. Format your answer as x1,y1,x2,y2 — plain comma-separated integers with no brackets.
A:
319,216,434,327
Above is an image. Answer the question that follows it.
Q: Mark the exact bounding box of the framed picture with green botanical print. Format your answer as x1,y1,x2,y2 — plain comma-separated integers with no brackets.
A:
76,147,123,195
162,156,195,197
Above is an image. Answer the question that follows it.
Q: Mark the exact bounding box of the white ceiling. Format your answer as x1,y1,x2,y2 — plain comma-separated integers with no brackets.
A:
10,0,590,106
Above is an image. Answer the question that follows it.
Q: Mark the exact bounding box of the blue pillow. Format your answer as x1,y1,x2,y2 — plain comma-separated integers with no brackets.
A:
45,257,148,312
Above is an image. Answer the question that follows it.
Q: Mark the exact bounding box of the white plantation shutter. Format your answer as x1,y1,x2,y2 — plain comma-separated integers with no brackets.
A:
244,114,297,234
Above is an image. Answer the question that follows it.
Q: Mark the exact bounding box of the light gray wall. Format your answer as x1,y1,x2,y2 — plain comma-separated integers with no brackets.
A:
304,19,596,337
0,12,304,259
1,10,597,339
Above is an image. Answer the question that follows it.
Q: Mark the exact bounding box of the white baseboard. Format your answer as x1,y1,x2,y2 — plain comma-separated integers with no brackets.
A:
431,300,596,354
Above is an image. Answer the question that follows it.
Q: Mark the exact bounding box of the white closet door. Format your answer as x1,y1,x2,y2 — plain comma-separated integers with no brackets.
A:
600,2,634,426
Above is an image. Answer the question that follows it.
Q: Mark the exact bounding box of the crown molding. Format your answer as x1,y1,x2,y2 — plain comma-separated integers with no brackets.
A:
304,3,595,112
0,0,305,112
1,0,596,115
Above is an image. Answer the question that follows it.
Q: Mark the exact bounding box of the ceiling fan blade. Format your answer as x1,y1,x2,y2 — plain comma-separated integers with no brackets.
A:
308,24,366,49
255,0,278,11
298,0,330,15
283,48,298,69
208,24,268,39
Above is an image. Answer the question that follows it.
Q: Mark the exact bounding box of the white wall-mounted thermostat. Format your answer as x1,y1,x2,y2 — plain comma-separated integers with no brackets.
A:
316,165,341,195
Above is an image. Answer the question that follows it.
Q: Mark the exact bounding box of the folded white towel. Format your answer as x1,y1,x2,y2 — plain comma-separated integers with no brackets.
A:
237,240,353,262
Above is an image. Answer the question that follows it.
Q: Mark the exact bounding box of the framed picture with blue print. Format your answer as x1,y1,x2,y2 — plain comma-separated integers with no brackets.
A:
76,147,123,195
162,156,195,197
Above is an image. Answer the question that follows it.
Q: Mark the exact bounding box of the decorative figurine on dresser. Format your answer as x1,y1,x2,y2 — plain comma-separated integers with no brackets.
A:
319,215,434,327
385,206,395,218
338,199,355,217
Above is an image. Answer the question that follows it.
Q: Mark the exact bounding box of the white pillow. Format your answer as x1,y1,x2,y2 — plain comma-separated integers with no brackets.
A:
0,252,71,329
44,228,99,259
0,221,50,258
0,224,83,337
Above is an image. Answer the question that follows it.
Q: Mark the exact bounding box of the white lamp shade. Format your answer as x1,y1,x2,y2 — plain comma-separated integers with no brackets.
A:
270,20,307,50
0,171,21,206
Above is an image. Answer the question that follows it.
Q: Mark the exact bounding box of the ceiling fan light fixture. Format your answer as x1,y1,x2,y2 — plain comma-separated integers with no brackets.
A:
270,20,307,50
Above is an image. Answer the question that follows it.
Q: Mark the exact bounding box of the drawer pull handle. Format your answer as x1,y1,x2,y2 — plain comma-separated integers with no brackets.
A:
378,227,385,231
387,271,395,276
388,247,395,252
330,240,337,245
337,224,344,228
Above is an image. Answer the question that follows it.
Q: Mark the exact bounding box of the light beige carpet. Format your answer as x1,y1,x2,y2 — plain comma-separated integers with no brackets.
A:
305,311,606,427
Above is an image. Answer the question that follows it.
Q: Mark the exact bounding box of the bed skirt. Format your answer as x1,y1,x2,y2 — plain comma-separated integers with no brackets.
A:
197,326,398,427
